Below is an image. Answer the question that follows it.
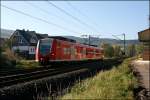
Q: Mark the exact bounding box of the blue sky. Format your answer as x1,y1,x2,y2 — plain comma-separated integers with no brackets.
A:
1,1,149,40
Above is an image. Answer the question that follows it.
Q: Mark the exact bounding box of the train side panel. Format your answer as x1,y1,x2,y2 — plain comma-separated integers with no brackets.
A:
49,39,57,60
74,45,84,60
35,38,104,63
55,40,72,61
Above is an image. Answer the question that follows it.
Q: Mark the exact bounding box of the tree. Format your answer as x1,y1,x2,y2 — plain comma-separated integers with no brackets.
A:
101,43,114,58
126,44,136,57
113,45,122,57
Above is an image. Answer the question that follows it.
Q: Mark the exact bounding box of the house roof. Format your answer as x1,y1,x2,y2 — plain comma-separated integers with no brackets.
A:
138,28,150,34
17,30,35,42
14,29,48,45
138,28,150,42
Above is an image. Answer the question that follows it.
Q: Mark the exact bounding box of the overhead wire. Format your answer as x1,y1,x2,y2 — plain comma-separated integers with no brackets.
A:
1,4,80,34
25,1,87,34
112,35,122,40
46,1,100,34
25,1,74,26
66,1,101,33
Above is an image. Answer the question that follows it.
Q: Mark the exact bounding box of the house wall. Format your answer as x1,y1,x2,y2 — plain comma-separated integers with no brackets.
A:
12,46,36,54
138,29,150,61
28,46,36,54
10,29,48,60
12,46,36,60
142,45,150,61
12,46,29,51
138,29,150,42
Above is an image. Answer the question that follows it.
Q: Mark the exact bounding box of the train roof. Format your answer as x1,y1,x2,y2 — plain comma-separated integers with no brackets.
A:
75,42,101,49
49,36,76,43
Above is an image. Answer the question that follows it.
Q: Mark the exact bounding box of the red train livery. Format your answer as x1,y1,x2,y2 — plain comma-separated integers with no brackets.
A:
35,37,104,64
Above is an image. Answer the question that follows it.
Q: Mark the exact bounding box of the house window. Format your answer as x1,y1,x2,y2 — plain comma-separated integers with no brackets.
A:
20,39,23,43
16,32,19,36
18,37,23,43
30,37,36,43
30,48,35,52
15,32,21,36
32,48,35,52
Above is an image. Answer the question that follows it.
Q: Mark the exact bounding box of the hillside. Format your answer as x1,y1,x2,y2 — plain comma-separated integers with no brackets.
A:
64,36,139,46
0,28,14,38
0,28,139,46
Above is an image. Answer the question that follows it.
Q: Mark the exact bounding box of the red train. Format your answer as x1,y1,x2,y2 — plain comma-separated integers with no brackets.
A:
35,36,104,64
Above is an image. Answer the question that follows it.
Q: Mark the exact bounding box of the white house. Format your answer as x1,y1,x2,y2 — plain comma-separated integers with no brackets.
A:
10,29,48,59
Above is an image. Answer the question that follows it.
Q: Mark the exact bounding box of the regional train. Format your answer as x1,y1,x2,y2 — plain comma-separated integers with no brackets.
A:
35,36,104,64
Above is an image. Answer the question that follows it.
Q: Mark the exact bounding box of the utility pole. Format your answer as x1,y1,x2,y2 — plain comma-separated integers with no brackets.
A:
112,33,126,56
81,35,88,45
123,33,126,55
82,34,100,46
81,34,91,45
89,35,91,46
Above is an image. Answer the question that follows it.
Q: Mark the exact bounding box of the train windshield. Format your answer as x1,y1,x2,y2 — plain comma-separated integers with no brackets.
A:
39,38,53,55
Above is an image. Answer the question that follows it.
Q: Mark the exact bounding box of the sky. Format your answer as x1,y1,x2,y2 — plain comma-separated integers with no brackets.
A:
1,1,149,40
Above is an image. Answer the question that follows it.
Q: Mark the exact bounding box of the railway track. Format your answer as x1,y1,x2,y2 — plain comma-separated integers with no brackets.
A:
0,66,51,76
0,58,125,100
0,58,124,88
0,61,95,88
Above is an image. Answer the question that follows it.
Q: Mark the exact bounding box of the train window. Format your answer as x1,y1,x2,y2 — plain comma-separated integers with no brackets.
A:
64,48,71,55
83,48,86,55
39,38,53,55
75,48,77,55
70,47,75,55
80,49,83,54
64,48,67,54
68,48,71,54
90,50,92,54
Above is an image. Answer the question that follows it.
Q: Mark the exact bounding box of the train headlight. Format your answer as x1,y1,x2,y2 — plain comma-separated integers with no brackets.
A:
51,53,54,56
40,58,43,61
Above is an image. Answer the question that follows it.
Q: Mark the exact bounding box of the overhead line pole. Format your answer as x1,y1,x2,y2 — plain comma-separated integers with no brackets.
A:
89,35,91,46
123,33,126,55
112,33,126,55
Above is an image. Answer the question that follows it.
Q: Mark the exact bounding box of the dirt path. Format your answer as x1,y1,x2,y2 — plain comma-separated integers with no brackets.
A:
131,60,150,100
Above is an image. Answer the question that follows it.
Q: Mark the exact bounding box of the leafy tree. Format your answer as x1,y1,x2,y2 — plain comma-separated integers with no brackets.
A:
113,45,122,57
101,43,114,58
126,44,136,57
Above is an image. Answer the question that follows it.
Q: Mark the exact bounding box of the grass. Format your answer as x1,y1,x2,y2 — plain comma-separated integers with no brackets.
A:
16,60,40,69
1,48,40,70
61,58,138,99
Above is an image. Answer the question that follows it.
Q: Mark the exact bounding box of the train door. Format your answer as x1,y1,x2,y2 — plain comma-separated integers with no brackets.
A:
70,45,75,60
83,47,86,59
93,49,96,58
56,40,62,60
61,41,71,60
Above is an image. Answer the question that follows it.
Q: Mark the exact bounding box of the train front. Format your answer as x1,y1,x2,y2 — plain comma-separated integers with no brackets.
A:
35,38,53,64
